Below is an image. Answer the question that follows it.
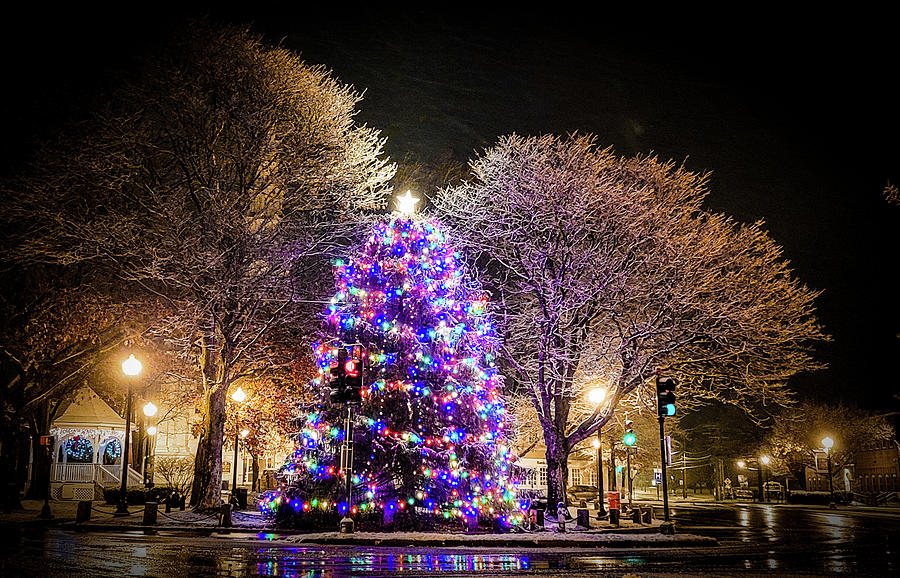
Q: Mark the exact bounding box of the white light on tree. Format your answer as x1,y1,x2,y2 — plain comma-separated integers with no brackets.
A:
231,386,247,403
122,354,142,376
143,402,158,417
737,460,746,469
760,455,770,466
240,429,250,438
395,190,420,215
592,437,601,449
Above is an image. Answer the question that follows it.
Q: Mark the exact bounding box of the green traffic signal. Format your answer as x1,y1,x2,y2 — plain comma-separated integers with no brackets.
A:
623,430,637,446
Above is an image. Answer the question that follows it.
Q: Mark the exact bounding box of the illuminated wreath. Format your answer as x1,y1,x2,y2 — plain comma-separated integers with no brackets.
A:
104,438,122,460
64,435,93,462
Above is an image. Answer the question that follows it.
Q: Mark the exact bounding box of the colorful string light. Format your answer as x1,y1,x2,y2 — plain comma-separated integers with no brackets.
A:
262,216,523,526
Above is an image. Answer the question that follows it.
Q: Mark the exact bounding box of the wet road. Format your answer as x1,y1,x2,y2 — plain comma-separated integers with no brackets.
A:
1,503,898,576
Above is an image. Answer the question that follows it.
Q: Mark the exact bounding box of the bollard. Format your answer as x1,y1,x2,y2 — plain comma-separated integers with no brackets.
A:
576,508,590,529
535,508,544,528
143,501,158,526
466,515,479,533
165,499,172,513
631,506,642,524
556,502,567,533
76,500,92,523
220,502,232,527
642,508,652,524
340,516,354,534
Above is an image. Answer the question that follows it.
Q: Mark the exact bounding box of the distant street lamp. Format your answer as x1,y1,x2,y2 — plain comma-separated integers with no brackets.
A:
588,387,607,517
822,436,836,508
115,354,142,516
144,424,157,488
760,455,770,502
230,386,249,503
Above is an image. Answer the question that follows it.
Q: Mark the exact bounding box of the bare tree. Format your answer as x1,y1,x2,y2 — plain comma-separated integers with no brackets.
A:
7,22,394,509
434,133,827,505
155,456,195,499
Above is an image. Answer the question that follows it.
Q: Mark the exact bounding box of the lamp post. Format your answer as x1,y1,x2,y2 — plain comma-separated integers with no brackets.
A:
760,455,770,502
822,436,835,508
115,354,142,516
230,386,248,503
588,387,607,517
142,402,157,487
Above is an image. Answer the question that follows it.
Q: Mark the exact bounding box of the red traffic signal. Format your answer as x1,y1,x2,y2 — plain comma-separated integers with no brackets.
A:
344,359,359,377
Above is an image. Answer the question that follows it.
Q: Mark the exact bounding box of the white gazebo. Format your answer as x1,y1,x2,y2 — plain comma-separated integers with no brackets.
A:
47,387,142,500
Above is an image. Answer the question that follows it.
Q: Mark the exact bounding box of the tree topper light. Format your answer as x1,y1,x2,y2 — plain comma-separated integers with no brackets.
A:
395,190,420,215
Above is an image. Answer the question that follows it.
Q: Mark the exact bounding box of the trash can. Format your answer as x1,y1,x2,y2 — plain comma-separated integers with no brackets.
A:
234,487,248,510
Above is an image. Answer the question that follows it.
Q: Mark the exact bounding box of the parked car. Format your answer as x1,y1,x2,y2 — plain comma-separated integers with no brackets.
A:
733,488,755,500
764,481,784,500
566,484,598,505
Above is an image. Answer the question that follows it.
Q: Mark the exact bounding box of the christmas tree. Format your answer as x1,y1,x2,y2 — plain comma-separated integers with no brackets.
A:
261,212,521,529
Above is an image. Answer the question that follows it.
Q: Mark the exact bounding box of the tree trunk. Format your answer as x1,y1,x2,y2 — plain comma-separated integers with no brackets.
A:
545,433,569,509
251,452,260,492
192,385,226,510
189,432,206,507
24,403,51,500
0,429,24,511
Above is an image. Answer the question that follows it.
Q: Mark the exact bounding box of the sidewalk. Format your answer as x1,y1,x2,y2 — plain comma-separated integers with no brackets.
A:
0,499,716,548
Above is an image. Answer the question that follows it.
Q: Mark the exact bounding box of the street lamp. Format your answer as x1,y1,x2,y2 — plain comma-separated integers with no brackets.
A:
230,386,249,505
141,401,158,488
588,387,607,517
822,436,835,508
760,455,770,502
115,354,142,516
144,424,157,488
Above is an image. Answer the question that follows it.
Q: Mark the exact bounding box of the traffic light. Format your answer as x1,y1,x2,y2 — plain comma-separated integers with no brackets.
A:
330,346,363,404
343,346,363,403
623,419,636,446
656,375,677,418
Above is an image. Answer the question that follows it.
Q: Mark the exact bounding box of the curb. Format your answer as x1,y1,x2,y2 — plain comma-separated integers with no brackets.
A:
50,523,717,548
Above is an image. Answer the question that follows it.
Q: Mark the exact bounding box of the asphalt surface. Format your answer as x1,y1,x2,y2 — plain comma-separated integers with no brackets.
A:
1,502,898,576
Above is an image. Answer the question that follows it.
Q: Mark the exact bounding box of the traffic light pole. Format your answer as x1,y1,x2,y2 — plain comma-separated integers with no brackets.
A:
658,415,670,523
340,403,354,533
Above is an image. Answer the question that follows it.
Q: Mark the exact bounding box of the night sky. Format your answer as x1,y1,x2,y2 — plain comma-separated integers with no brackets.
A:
3,8,897,410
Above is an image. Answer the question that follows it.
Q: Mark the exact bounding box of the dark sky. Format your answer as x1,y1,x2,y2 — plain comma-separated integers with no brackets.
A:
3,8,898,410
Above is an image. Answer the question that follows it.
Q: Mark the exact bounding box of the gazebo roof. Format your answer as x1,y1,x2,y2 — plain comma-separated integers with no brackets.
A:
53,387,125,430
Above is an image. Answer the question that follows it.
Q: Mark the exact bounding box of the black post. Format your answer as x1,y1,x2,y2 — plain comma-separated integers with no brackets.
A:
38,440,53,519
340,403,355,533
610,438,617,491
827,451,835,508
231,427,239,499
627,448,633,508
659,416,670,523
756,464,764,502
596,429,606,517
115,385,133,516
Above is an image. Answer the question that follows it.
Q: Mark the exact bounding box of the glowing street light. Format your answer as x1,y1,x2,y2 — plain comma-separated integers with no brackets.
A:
588,388,607,405
146,425,157,436
122,354,143,376
231,386,247,404
142,401,158,418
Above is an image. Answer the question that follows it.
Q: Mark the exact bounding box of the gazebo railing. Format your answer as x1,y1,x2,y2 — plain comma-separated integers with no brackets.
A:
54,463,144,487
53,463,97,483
